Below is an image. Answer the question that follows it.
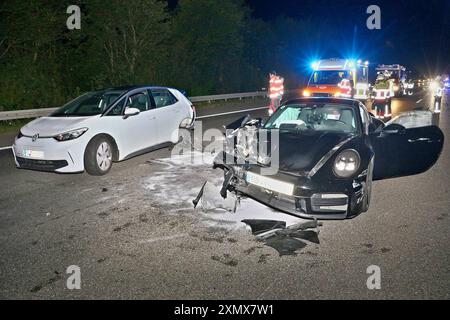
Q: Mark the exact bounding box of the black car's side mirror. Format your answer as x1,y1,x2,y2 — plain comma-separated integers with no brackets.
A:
254,117,264,127
224,115,262,135
241,116,262,128
382,123,406,135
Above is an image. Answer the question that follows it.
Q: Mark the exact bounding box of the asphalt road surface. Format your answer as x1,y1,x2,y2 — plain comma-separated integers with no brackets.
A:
0,90,449,299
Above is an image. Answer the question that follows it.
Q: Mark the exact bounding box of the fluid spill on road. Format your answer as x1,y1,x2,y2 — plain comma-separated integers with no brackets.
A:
143,152,301,227
142,150,321,256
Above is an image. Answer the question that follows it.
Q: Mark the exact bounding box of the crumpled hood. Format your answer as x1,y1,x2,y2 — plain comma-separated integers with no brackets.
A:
261,130,356,173
21,116,92,137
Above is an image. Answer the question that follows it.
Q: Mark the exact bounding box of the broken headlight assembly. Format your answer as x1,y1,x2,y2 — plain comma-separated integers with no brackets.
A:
235,127,258,159
333,149,360,178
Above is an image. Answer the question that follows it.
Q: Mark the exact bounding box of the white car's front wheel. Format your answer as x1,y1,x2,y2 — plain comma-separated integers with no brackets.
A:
84,136,113,175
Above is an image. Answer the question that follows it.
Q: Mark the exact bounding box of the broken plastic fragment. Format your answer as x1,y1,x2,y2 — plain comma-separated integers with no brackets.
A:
193,182,238,213
241,218,322,256
192,181,207,208
264,237,307,256
220,170,234,199
241,219,286,235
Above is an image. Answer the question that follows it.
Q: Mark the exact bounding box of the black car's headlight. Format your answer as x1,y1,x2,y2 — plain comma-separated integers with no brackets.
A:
333,149,360,178
54,128,88,142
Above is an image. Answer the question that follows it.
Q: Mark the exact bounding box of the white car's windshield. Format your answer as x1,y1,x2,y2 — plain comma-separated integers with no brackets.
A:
264,103,359,134
310,70,349,85
51,90,125,117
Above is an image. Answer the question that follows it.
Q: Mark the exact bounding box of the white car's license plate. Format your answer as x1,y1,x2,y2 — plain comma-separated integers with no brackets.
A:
245,172,294,196
22,149,44,159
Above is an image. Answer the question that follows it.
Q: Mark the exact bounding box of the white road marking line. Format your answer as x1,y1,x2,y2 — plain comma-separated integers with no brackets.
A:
196,106,267,119
0,146,12,151
416,99,423,103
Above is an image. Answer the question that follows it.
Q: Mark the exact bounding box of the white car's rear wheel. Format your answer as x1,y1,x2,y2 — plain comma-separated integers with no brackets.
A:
84,136,113,175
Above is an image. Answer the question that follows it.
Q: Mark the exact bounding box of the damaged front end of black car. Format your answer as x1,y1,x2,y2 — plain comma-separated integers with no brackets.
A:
213,98,444,220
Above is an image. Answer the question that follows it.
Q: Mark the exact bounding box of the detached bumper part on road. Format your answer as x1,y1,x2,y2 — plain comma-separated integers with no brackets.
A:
213,152,363,220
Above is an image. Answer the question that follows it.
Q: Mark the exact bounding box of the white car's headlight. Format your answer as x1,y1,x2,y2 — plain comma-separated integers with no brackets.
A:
333,149,360,178
54,128,88,142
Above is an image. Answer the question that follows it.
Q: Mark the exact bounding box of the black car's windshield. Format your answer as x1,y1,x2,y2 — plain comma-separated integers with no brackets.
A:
310,70,349,85
264,103,359,134
51,90,125,117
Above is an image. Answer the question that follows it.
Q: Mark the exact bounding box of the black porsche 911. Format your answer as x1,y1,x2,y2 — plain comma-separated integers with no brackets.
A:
213,97,444,220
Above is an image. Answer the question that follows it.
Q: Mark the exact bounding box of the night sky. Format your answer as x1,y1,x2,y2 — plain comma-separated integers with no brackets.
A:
168,0,449,76
245,0,450,76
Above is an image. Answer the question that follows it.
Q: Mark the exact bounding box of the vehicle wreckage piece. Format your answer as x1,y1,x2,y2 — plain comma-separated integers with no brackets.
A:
242,219,322,256
192,181,238,213
244,218,322,241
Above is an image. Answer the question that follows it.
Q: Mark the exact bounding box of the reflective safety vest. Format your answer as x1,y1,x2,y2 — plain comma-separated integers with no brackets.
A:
269,75,284,99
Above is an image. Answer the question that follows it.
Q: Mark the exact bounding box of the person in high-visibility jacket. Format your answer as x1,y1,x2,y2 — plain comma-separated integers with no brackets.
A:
268,72,284,115
372,72,394,119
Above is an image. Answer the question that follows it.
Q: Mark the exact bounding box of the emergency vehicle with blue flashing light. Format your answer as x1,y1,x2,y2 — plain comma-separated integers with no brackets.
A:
304,59,370,100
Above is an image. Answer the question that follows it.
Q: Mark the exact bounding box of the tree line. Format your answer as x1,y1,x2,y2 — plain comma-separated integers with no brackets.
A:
0,0,311,110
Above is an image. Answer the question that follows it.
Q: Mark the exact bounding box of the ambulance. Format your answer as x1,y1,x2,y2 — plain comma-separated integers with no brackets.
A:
303,58,370,100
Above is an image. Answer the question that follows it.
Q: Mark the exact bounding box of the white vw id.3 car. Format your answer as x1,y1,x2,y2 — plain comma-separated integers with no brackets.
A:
13,86,196,175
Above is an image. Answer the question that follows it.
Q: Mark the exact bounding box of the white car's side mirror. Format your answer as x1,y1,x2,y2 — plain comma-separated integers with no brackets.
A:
123,107,140,118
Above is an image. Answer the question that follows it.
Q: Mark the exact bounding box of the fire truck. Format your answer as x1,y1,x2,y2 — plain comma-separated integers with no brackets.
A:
375,64,407,97
303,58,370,100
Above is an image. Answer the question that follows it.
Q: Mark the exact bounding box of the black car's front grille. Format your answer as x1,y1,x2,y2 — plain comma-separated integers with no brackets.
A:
311,197,348,207
16,157,68,172
310,194,348,213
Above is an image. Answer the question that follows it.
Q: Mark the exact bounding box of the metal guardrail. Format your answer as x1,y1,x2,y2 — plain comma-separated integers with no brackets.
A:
190,91,267,103
0,108,61,121
0,91,269,121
